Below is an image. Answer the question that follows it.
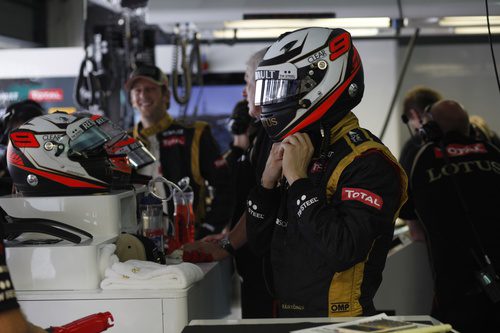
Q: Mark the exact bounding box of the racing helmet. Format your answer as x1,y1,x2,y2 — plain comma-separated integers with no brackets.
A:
77,113,155,169
254,27,364,141
7,113,131,196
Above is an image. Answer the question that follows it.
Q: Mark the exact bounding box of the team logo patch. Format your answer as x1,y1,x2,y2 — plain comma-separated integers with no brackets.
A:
162,136,185,147
310,160,325,174
347,129,367,145
341,187,383,210
434,143,487,158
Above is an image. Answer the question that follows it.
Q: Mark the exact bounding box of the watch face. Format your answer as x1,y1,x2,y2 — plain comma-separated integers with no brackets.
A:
220,238,230,247
219,237,234,254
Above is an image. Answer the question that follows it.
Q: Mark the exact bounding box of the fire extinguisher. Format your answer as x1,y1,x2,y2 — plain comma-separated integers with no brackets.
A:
46,312,114,333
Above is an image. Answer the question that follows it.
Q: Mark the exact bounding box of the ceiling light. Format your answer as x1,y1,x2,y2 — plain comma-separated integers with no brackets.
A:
224,17,391,30
213,27,379,40
454,26,500,34
440,16,500,26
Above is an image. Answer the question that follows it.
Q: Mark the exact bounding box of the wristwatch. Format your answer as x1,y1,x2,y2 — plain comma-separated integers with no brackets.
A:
219,236,236,256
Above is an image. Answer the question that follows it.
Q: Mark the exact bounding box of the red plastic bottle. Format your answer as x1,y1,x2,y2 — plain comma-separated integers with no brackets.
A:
174,190,195,246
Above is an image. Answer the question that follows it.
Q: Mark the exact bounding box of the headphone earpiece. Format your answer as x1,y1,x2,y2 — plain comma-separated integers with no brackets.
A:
418,121,443,143
401,114,409,124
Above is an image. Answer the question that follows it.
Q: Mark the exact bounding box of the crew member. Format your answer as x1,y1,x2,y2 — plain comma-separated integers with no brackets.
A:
399,100,500,332
126,65,235,239
245,27,408,317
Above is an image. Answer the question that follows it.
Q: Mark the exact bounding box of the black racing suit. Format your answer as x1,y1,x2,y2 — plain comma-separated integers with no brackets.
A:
0,222,18,314
224,122,275,318
134,113,235,239
399,132,500,333
246,113,408,317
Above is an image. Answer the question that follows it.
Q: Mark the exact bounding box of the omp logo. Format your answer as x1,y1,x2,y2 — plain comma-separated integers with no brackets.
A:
330,302,350,313
29,88,64,102
162,136,185,147
296,194,319,217
434,143,487,158
261,117,278,127
341,187,383,210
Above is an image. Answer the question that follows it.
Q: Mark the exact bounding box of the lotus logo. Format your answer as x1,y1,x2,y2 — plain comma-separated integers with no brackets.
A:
261,117,278,127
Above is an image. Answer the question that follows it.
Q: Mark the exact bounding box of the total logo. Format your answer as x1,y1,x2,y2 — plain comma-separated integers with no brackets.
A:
341,187,383,210
434,143,487,158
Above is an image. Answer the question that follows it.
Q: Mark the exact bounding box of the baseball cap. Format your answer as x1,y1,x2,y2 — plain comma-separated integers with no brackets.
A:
125,64,169,91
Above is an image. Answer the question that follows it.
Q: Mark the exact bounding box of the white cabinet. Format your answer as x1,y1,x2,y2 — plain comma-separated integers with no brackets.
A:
17,260,233,333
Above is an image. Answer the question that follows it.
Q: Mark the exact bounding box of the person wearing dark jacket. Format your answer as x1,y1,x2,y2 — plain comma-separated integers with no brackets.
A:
186,48,276,318
245,27,408,318
399,100,500,332
126,65,234,239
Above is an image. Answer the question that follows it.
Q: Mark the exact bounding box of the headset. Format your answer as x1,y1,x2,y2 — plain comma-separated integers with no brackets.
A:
401,103,443,143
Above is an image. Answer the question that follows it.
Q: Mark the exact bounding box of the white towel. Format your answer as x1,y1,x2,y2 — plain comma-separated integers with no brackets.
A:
100,260,204,290
98,244,119,280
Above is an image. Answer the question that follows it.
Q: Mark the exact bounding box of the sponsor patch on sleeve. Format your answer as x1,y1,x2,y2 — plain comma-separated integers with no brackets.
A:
341,187,383,210
346,128,368,146
296,194,319,217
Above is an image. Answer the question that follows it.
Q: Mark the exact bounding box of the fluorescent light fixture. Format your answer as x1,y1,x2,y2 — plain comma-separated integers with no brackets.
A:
213,28,379,39
454,26,500,34
225,17,390,29
440,16,500,26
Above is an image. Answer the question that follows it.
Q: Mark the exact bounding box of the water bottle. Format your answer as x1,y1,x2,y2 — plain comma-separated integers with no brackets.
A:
139,193,165,256
174,177,196,245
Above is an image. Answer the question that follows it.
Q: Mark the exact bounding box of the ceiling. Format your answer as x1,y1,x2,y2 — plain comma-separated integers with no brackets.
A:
141,0,500,39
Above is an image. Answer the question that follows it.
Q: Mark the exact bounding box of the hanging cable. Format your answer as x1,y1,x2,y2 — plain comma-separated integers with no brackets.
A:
485,0,500,96
379,28,420,140
393,0,404,35
171,25,192,107
190,32,204,87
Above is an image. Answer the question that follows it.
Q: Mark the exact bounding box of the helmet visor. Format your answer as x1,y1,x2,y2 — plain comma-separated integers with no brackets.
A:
255,79,300,107
70,126,110,153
